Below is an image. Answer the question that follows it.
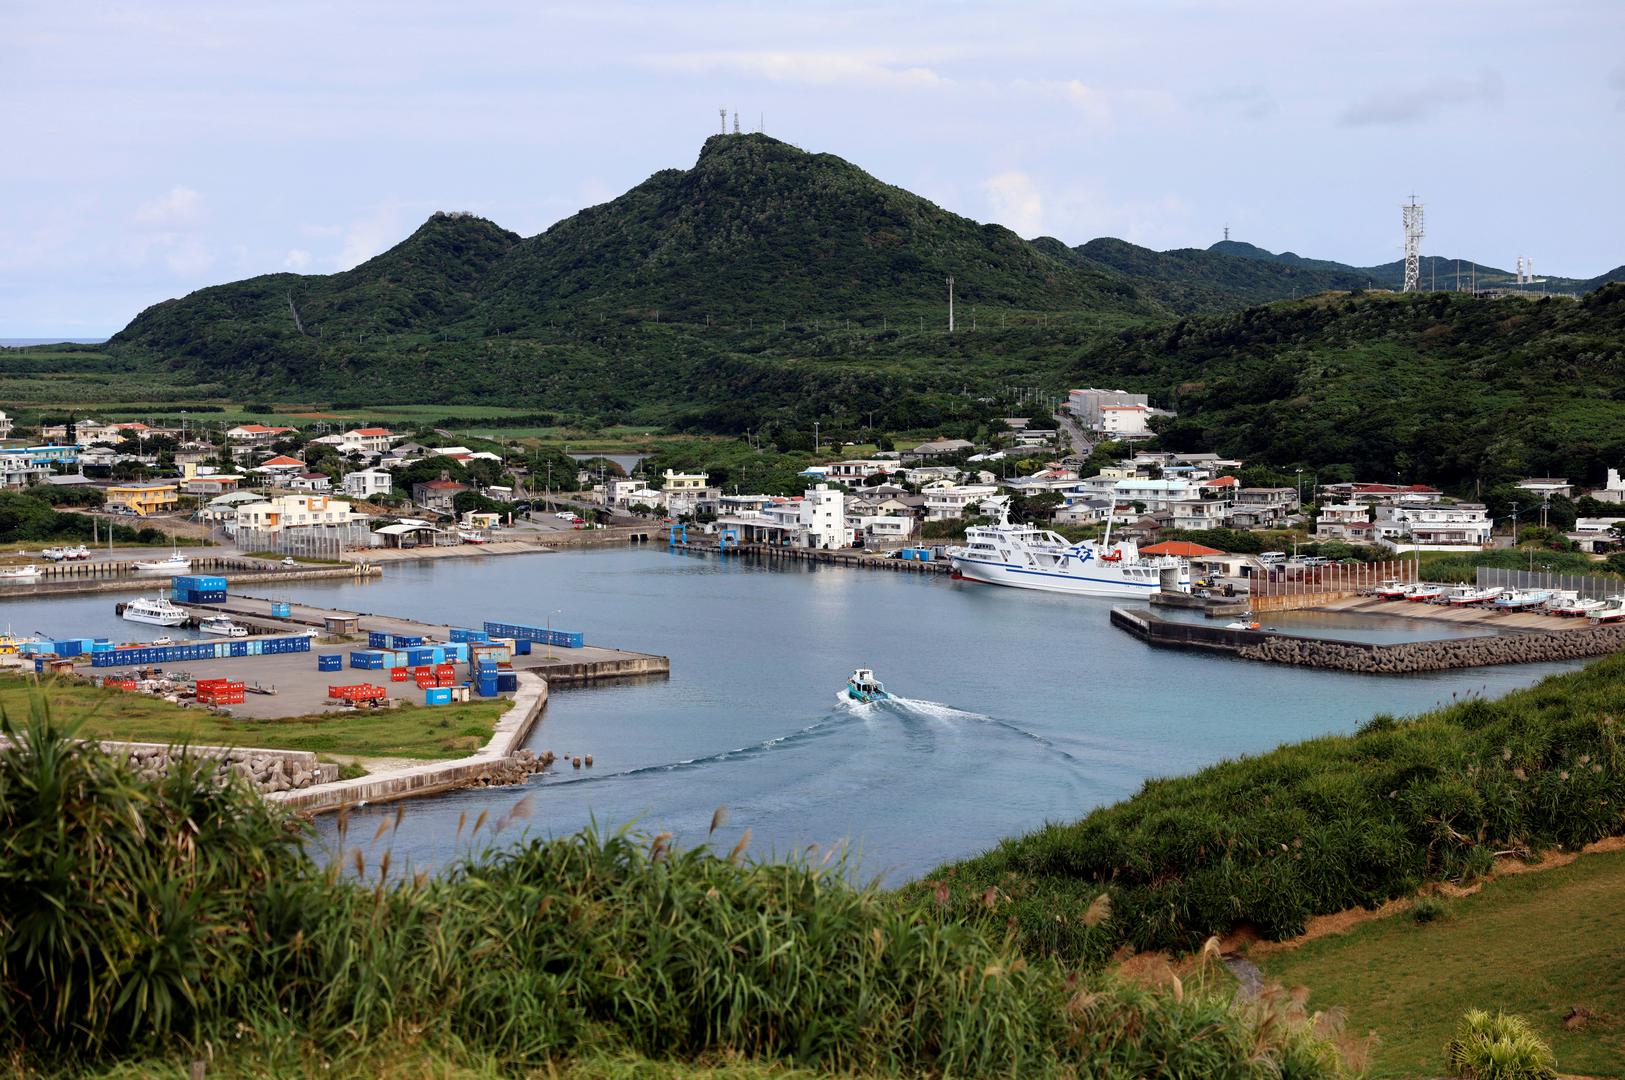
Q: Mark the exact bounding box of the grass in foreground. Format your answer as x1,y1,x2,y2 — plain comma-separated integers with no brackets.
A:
2,702,1359,1078
0,677,506,759
1258,846,1625,1079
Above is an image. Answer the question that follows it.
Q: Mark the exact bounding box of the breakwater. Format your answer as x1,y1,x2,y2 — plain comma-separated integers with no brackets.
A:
1238,625,1625,673
0,560,377,600
1112,606,1625,673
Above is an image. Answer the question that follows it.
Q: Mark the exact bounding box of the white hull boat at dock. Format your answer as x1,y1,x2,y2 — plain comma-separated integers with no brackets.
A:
134,549,192,574
1492,589,1552,610
1448,587,1504,606
947,498,1190,599
199,616,249,637
0,565,41,582
121,596,188,627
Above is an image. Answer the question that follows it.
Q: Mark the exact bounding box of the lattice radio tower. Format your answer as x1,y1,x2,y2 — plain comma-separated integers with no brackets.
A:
1401,195,1425,292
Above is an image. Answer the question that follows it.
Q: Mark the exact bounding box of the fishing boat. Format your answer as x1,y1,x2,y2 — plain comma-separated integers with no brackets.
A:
1539,590,1580,614
1492,589,1552,610
1405,583,1446,602
121,596,188,627
1448,586,1504,606
947,497,1190,598
1557,597,1607,617
1588,598,1625,624
0,630,40,654
134,550,192,574
457,529,489,545
1225,616,1263,630
845,668,891,703
1374,579,1414,598
198,615,249,637
0,564,41,582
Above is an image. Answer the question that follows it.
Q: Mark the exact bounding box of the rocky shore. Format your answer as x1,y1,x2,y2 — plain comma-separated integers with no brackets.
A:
1237,625,1625,674
102,741,339,792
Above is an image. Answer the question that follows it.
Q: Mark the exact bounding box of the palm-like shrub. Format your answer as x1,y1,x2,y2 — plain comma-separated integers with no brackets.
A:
1445,1009,1557,1080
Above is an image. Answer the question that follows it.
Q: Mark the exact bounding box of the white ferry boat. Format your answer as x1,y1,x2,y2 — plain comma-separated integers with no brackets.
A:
199,615,249,637
121,596,188,627
947,499,1190,598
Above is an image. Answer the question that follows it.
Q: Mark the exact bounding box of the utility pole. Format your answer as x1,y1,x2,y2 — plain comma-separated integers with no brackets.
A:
947,276,955,333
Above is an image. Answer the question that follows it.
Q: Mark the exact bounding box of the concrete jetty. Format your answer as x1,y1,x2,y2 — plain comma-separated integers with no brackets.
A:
1111,606,1625,674
268,670,552,813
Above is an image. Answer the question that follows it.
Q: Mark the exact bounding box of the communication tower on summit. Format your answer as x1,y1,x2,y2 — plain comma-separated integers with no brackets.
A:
733,111,741,134
1401,195,1425,293
719,107,727,135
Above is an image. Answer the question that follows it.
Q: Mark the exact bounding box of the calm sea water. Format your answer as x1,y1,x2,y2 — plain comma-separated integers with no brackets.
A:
0,549,1583,881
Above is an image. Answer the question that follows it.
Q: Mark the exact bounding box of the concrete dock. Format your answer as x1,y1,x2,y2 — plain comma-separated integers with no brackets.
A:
172,591,670,690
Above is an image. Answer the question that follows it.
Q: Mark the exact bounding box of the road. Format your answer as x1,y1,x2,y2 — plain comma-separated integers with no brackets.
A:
1054,409,1096,459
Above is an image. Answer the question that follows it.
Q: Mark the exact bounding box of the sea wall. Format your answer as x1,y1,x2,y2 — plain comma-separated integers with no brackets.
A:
94,741,338,792
268,669,552,813
1237,626,1625,673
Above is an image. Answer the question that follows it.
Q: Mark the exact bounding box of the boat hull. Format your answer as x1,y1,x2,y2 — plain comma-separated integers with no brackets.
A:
123,609,187,627
949,555,1175,598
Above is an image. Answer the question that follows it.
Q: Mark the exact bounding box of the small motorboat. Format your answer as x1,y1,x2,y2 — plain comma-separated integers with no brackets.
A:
1225,615,1263,630
1405,583,1445,602
1562,597,1607,617
199,616,249,637
0,564,41,582
134,551,192,574
1449,586,1504,606
1374,579,1413,598
1589,598,1625,624
845,667,891,703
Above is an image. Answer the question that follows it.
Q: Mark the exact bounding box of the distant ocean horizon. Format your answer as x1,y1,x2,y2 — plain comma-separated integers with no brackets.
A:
0,337,109,346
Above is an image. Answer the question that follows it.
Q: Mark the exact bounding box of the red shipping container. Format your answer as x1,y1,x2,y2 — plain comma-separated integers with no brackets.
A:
435,674,455,687
434,664,456,678
389,667,409,682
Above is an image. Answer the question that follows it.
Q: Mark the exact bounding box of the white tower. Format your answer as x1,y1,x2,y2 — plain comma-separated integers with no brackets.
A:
1401,195,1425,293
719,107,727,135
733,111,740,134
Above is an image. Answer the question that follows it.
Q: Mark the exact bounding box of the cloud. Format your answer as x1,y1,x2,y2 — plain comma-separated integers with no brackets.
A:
134,186,204,226
1338,70,1504,126
335,202,417,270
983,171,1044,237
283,248,312,271
163,237,214,276
642,50,947,89
1011,79,1178,130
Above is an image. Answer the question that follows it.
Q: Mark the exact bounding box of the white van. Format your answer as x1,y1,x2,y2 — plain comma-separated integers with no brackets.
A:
1258,551,1287,565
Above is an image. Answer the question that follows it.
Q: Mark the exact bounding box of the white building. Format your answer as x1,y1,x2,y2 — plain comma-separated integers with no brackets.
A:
0,452,49,488
226,423,295,444
340,428,397,454
797,484,848,549
1110,477,1202,512
1375,503,1492,551
342,468,394,500
923,481,1001,521
713,485,852,549
0,410,12,440
1068,388,1148,428
1587,469,1625,505
1315,503,1375,540
232,494,364,532
1098,404,1154,438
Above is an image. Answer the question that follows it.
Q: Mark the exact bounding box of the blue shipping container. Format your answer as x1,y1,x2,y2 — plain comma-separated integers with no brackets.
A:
424,687,452,706
368,632,388,649
271,601,291,617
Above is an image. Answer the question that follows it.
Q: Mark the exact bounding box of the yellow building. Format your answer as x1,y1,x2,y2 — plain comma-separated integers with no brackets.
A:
106,482,180,516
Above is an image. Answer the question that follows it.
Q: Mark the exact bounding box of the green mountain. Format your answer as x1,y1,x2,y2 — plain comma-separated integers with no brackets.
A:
1208,240,1599,294
1581,264,1625,292
1072,283,1625,489
1069,237,1370,313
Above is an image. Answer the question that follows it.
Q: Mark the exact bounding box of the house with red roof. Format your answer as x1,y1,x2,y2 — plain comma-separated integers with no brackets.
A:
341,427,398,454
227,423,295,444
412,476,468,514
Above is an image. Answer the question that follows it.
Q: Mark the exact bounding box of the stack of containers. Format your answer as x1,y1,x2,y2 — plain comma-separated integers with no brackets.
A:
368,631,390,649
195,678,246,706
483,620,585,649
318,654,343,672
90,635,310,668
391,634,425,649
172,576,227,604
434,663,456,687
349,650,385,670
449,628,488,644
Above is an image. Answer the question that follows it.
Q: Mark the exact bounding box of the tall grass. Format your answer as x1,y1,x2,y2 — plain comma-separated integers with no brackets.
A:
919,653,1625,960
0,697,1359,1077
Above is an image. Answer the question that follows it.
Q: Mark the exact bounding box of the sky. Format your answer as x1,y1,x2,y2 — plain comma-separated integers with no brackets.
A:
3,0,1622,336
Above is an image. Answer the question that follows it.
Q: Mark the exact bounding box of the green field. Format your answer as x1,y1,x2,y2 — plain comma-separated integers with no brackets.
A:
1259,848,1625,1078
0,677,507,760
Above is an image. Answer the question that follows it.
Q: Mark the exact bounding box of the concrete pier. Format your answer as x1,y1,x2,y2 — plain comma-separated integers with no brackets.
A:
268,670,552,813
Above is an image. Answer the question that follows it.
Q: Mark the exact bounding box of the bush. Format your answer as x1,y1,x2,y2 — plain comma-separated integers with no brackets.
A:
1411,894,1451,924
921,654,1625,958
1444,1009,1557,1079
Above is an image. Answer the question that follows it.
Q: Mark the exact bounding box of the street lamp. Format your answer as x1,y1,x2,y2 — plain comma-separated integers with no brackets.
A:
545,608,562,661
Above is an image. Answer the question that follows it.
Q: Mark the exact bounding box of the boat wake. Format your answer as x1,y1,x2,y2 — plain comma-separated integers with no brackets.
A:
843,693,1084,763
538,712,853,787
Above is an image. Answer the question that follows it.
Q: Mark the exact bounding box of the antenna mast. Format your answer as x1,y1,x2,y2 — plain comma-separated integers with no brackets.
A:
733,111,740,134
1401,195,1425,292
718,107,727,135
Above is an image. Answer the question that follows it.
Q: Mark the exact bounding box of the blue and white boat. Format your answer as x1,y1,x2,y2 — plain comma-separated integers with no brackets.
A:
947,498,1191,598
845,668,890,703
1492,589,1552,609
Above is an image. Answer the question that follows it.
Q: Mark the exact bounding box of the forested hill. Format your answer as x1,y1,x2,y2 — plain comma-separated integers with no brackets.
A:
113,134,1152,354
1208,239,1614,295
1074,283,1625,489
1066,237,1371,313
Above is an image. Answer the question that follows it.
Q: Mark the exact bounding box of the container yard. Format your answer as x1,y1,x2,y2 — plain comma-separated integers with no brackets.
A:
8,590,669,723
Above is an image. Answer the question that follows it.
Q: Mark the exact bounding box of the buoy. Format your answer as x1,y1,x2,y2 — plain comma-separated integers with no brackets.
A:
572,756,582,769
584,754,593,767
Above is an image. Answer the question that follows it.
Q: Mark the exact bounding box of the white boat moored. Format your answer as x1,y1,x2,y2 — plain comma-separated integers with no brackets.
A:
134,551,193,574
199,615,250,637
122,596,188,627
0,564,41,582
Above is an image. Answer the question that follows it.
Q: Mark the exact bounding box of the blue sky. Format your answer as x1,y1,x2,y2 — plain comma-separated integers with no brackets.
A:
4,0,1621,335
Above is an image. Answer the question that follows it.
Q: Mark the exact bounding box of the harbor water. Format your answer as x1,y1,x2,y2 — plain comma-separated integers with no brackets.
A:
0,549,1587,880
